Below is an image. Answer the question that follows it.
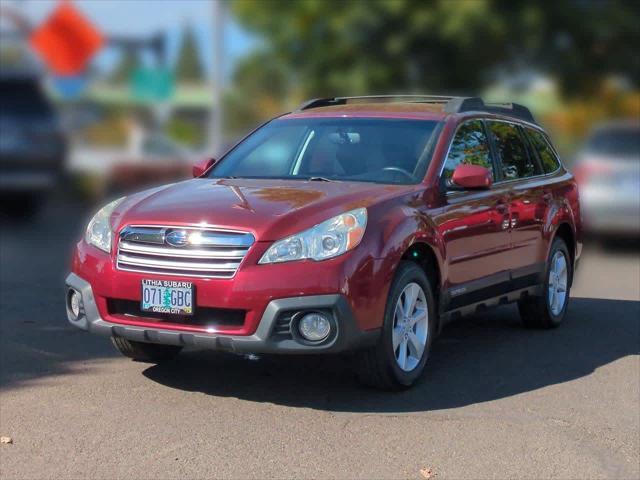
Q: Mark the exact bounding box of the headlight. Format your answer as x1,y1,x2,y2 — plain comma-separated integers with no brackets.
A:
85,197,125,253
259,207,367,264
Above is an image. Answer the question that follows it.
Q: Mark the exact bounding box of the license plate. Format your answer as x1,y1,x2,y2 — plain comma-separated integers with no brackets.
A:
141,279,194,316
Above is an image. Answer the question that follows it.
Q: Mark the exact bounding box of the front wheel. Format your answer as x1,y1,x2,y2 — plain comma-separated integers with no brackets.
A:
518,237,572,328
111,337,182,363
355,261,436,390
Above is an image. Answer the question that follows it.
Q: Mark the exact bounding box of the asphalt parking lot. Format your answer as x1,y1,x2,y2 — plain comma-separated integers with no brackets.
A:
1,197,639,480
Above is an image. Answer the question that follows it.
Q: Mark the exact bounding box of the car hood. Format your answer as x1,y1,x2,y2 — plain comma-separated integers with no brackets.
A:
113,178,410,241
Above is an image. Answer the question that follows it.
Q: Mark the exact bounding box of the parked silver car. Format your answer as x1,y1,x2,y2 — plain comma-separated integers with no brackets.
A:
574,121,640,237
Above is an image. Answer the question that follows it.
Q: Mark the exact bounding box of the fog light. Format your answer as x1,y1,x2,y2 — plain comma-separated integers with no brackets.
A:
298,312,331,342
68,289,81,319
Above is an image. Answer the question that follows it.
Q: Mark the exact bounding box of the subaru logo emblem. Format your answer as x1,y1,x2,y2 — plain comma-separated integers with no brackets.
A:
165,230,189,247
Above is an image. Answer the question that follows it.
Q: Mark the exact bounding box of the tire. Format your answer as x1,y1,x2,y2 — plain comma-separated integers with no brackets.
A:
111,337,182,363
518,237,572,329
355,261,437,390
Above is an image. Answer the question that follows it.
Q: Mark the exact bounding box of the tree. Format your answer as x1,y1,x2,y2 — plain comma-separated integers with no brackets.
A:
231,0,640,98
224,49,292,134
175,23,204,83
111,48,139,84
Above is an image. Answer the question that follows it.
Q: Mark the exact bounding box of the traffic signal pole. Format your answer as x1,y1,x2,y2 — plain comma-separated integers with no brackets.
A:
211,0,225,156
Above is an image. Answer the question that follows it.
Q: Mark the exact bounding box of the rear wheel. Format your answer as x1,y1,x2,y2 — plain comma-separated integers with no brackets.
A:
111,337,182,363
518,237,572,328
355,261,436,390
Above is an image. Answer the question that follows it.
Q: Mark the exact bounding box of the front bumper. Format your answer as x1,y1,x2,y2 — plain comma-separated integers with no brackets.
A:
65,273,379,354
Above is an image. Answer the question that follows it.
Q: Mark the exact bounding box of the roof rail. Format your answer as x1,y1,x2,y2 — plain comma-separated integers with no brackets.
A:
297,95,536,124
298,95,457,111
444,97,536,123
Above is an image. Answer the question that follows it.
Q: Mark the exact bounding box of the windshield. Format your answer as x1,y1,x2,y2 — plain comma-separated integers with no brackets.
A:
209,118,441,184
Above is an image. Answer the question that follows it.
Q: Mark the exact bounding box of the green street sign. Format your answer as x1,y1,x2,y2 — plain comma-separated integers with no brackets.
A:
130,67,174,101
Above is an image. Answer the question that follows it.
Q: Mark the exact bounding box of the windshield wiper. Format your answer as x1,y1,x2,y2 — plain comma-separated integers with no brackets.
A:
307,176,334,182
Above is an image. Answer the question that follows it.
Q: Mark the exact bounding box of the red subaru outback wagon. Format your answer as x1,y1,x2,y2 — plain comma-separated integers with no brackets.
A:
66,96,582,389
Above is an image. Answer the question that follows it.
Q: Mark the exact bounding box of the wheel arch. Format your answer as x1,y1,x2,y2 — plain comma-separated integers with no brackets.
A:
400,241,443,330
401,242,441,290
371,201,444,326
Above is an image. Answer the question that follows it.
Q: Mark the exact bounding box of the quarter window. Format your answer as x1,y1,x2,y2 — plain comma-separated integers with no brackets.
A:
527,129,561,173
487,121,541,180
442,120,493,186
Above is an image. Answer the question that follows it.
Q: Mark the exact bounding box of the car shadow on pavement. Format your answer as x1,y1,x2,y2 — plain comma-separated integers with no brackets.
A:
143,297,639,412
0,198,119,392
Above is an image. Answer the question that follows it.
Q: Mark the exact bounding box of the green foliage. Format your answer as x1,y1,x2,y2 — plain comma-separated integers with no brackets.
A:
111,49,140,84
224,50,295,136
175,24,205,82
166,117,204,147
232,0,640,97
82,109,129,146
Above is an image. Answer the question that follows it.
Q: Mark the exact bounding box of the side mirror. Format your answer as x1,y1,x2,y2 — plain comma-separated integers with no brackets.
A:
192,157,217,178
451,164,493,190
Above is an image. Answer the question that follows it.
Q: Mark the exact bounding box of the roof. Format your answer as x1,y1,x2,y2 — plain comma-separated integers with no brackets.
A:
282,95,537,124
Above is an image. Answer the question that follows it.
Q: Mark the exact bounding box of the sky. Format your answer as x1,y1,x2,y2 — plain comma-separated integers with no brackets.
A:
4,0,258,80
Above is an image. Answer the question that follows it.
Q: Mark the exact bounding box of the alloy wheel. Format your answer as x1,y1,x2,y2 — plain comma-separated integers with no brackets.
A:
392,282,429,372
548,251,568,315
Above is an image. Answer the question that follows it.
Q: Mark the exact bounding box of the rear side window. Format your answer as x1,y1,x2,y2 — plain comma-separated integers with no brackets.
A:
527,129,561,173
487,121,541,180
442,120,494,185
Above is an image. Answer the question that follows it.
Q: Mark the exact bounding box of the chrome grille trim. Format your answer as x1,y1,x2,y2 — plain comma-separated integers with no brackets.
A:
117,225,255,278
119,242,247,259
118,254,241,272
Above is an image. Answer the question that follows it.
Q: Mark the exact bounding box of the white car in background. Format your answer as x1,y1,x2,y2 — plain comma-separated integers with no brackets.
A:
69,131,197,196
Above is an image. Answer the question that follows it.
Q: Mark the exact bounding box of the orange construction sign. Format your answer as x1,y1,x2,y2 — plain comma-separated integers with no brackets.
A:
30,1,104,75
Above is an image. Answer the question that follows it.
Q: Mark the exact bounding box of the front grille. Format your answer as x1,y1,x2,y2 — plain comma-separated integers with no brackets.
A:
107,298,246,327
116,225,254,278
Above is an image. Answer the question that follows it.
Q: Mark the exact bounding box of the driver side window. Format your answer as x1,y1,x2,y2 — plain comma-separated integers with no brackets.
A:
442,120,494,188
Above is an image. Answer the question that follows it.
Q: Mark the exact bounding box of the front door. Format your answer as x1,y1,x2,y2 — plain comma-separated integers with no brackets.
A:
432,119,512,310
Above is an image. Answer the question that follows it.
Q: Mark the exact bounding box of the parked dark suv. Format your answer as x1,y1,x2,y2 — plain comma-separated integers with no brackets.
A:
0,72,66,217
65,96,582,389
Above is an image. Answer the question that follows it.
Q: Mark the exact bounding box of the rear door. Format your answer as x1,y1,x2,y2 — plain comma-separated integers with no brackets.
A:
433,119,512,308
486,121,547,281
